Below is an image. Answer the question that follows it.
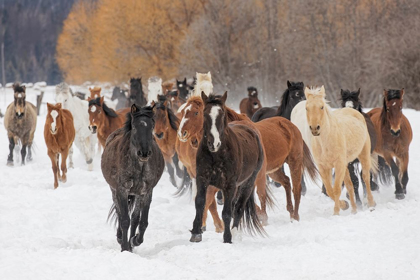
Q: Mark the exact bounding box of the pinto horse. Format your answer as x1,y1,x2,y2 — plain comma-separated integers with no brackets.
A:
87,96,130,148
103,104,164,252
367,89,412,199
44,103,76,189
305,86,376,215
190,92,266,243
4,83,37,166
252,81,305,122
239,87,262,118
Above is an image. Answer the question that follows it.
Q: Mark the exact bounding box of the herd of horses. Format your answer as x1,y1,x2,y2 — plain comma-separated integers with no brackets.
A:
3,73,413,252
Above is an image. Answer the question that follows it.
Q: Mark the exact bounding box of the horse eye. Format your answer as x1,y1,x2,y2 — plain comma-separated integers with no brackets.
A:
295,93,299,97
321,106,324,110
195,112,198,116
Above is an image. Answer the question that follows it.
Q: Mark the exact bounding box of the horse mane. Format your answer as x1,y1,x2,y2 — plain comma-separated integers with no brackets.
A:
156,96,179,130
277,88,290,115
380,89,402,126
124,106,155,133
187,96,204,107
305,85,324,96
226,107,248,121
89,97,118,118
340,89,363,112
13,83,26,93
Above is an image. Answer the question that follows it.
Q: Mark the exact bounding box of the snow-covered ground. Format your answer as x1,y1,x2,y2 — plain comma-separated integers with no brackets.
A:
0,87,419,280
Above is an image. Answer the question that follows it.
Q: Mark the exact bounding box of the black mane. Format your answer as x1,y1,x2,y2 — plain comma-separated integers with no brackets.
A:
277,81,304,116
89,97,118,118
205,94,225,106
386,89,402,100
13,83,26,93
124,105,155,133
340,89,363,112
247,86,257,93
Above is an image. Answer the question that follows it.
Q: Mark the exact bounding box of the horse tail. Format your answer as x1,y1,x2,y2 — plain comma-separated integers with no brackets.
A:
240,190,267,237
107,195,136,227
302,141,319,183
265,181,276,210
375,154,393,185
172,170,192,198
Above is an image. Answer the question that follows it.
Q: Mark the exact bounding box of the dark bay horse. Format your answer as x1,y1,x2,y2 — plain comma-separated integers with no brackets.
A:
239,87,262,118
367,89,412,199
103,104,164,252
4,83,37,166
252,81,305,122
176,78,190,100
87,96,130,148
190,92,266,243
44,103,75,189
129,78,147,107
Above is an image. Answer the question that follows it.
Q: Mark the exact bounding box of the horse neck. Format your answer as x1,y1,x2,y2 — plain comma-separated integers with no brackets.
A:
317,108,335,140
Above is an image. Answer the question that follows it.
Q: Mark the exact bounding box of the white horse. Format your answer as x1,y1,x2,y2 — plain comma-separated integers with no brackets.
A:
193,71,213,97
55,83,97,171
147,77,162,105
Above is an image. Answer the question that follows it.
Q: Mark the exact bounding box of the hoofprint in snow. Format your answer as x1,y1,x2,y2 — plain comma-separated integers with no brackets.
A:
0,88,419,280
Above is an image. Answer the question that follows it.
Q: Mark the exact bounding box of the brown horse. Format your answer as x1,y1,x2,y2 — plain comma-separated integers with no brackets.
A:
89,86,102,99
176,96,271,231
239,87,262,118
4,83,37,166
87,96,130,148
367,89,413,199
44,103,76,189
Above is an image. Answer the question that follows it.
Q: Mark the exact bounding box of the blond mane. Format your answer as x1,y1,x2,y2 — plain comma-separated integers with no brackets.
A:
193,72,213,97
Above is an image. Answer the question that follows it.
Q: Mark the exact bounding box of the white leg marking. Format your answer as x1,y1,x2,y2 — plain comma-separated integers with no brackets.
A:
192,178,197,200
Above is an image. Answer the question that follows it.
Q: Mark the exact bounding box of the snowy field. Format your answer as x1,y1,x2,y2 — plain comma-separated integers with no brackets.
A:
0,87,419,280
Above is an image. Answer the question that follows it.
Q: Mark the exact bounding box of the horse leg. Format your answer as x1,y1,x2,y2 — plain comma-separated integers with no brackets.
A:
68,146,74,169
166,160,177,188
255,171,268,225
115,188,131,252
348,163,362,206
399,153,409,196
288,160,302,221
84,137,93,171
60,149,69,183
221,185,235,244
387,158,404,199
27,143,33,162
20,144,27,165
332,164,348,215
56,154,62,182
129,196,141,243
217,191,224,205
111,189,122,244
269,169,294,220
48,151,59,189
7,136,15,166
202,186,223,233
301,175,307,196
359,147,376,209
343,169,357,214
190,177,207,243
131,194,153,247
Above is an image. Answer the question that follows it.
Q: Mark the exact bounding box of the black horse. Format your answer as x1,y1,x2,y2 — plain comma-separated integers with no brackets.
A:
251,81,305,122
102,104,164,252
190,92,266,244
176,78,190,100
129,78,147,107
111,86,129,110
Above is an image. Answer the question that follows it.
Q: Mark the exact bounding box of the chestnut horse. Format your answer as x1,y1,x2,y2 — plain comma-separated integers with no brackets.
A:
367,89,412,199
190,92,266,243
4,83,37,166
89,86,102,99
44,103,75,189
87,97,130,148
239,87,262,118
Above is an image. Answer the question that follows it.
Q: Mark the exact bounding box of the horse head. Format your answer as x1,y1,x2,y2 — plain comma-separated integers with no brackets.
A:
201,91,228,153
340,88,361,111
177,96,204,143
127,103,156,162
194,72,213,97
383,89,404,137
111,86,122,101
87,96,104,134
247,86,261,110
154,96,178,140
13,83,26,119
55,82,73,110
46,103,63,135
129,77,143,104
286,81,305,107
305,85,327,136
89,86,102,99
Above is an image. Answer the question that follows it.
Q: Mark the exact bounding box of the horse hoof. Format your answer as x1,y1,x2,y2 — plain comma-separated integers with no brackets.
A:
215,227,224,233
117,237,123,245
6,161,13,167
190,233,202,243
130,236,141,247
369,207,375,212
201,226,206,232
340,200,349,210
351,209,357,214
121,246,132,253
395,193,405,200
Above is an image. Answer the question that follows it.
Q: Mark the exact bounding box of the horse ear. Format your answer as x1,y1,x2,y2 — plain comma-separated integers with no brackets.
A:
356,88,361,97
22,85,26,91
304,87,311,99
131,104,139,114
207,71,211,78
87,96,92,101
89,87,92,92
287,80,291,88
56,103,62,110
47,103,52,110
150,101,156,109
320,85,326,97
183,77,187,83
383,90,388,100
221,91,228,104
340,89,344,96
201,91,208,103
401,88,405,98
100,96,104,104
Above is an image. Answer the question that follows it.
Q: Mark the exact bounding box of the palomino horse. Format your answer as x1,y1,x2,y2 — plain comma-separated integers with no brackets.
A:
304,86,376,215
252,81,305,122
87,96,130,148
128,78,147,107
154,95,186,188
338,89,379,204
103,104,164,252
147,77,163,105
4,83,37,166
190,92,266,243
55,82,97,171
239,87,262,118
44,103,76,189
367,89,412,199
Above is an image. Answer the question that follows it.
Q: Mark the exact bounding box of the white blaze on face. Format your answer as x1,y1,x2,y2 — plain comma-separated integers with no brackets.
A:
51,110,58,133
392,102,396,106
90,106,96,113
210,106,221,151
18,94,22,98
140,121,147,127
178,104,191,139
178,84,183,88
253,103,259,109
345,101,354,108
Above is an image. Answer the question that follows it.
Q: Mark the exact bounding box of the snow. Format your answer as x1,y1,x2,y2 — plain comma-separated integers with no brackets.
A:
1,88,420,280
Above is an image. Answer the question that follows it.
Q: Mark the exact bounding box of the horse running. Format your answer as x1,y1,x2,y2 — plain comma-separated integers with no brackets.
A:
111,86,129,110
55,82,97,171
190,92,266,243
147,77,163,105
367,89,412,199
239,87,262,118
87,96,130,148
4,83,37,166
102,104,164,252
304,86,376,215
44,103,75,189
128,78,147,107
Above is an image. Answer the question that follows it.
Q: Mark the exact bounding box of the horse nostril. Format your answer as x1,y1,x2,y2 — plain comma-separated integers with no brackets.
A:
217,142,221,147
183,131,187,137
317,125,320,130
147,150,152,157
137,150,141,157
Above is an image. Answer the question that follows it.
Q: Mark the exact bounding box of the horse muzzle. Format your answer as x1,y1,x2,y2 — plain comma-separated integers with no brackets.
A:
50,128,57,135
309,125,320,136
390,129,401,137
15,112,24,119
178,130,189,142
89,125,97,134
137,150,152,162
